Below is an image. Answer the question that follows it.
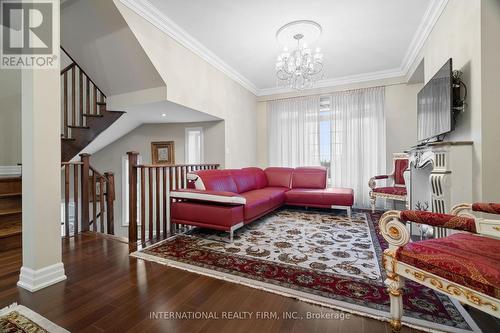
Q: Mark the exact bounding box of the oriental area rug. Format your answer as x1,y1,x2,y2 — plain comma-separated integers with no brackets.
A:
0,304,68,333
132,208,480,333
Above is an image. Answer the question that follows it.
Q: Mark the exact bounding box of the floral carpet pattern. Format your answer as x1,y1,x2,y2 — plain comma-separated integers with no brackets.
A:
0,304,68,333
0,311,48,333
190,210,382,281
135,208,478,332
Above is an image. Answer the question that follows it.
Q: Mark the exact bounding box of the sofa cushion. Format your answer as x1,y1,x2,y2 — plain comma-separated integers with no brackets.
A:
189,170,238,193
285,188,354,207
396,233,500,298
292,167,327,189
264,167,294,188
255,187,288,207
242,167,268,189
230,169,259,193
171,201,244,229
240,190,274,221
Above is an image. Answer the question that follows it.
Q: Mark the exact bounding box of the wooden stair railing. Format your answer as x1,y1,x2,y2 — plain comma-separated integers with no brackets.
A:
61,153,115,237
126,152,220,245
60,47,125,162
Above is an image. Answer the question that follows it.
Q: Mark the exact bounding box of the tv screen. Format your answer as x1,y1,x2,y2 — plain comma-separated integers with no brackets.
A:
417,59,454,142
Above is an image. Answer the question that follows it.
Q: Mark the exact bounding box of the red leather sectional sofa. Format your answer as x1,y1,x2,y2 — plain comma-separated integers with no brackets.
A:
170,166,354,241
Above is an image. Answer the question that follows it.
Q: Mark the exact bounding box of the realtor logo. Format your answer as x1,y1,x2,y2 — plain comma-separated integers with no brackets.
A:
0,0,57,68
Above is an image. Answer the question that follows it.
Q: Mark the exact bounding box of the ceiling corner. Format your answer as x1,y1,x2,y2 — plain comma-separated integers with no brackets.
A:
400,0,450,75
118,0,259,96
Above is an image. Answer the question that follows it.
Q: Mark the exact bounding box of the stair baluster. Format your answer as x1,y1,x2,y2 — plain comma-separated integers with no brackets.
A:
126,152,220,247
60,47,124,162
61,154,115,238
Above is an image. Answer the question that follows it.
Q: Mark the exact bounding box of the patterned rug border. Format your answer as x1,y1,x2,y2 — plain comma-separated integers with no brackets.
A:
132,232,481,333
0,303,69,333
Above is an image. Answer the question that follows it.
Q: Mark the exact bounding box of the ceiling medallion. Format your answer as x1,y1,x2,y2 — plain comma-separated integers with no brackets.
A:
275,20,324,90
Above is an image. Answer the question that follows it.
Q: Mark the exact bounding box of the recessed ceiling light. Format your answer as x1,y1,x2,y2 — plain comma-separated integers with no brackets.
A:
161,113,167,117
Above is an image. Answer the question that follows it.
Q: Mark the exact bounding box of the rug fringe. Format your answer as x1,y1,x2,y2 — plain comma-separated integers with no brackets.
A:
131,251,476,333
0,303,18,315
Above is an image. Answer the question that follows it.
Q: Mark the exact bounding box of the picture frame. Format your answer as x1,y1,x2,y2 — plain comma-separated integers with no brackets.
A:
151,141,175,165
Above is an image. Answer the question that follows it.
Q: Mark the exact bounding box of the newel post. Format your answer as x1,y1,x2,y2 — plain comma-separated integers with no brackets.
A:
80,153,90,232
104,172,115,235
127,152,139,242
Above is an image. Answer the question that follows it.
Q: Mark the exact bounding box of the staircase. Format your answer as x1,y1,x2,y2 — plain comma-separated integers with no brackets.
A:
60,47,125,162
0,176,22,251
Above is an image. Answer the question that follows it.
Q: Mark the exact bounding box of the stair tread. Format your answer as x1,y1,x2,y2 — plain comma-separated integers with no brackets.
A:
0,208,22,216
0,222,21,238
82,113,103,117
67,125,90,129
0,192,21,199
0,176,21,181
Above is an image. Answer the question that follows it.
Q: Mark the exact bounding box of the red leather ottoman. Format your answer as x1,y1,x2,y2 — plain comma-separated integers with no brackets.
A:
171,201,244,231
285,187,354,217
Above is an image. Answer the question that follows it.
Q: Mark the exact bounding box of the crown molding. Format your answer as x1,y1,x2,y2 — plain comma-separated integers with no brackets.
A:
120,0,448,98
119,0,258,96
400,0,449,77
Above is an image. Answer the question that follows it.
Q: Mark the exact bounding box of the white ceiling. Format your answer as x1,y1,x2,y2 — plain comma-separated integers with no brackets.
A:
80,99,221,157
140,0,440,94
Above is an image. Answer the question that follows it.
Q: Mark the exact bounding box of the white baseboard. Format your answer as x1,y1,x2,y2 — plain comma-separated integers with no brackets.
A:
17,263,67,292
0,165,21,176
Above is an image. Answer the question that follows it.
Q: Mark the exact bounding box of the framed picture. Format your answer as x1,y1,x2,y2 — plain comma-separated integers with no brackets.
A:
151,141,175,165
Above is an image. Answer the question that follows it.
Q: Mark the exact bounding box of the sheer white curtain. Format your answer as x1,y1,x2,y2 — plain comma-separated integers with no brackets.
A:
329,87,386,208
268,95,321,167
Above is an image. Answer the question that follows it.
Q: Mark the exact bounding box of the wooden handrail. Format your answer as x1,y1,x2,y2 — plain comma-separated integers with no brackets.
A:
135,163,220,168
60,46,106,98
61,161,83,166
61,63,76,75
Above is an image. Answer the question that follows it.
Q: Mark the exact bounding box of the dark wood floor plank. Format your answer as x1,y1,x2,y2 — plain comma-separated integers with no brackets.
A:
0,233,413,333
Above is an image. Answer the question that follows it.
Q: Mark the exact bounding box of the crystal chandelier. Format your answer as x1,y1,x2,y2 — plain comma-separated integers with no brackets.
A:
275,21,324,90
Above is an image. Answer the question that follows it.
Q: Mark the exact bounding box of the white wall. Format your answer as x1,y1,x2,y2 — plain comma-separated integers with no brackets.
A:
0,70,21,166
385,83,422,169
89,121,225,237
114,1,257,169
481,0,500,202
408,0,483,200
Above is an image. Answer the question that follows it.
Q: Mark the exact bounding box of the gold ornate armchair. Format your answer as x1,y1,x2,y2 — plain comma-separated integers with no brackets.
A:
369,153,409,213
379,203,500,332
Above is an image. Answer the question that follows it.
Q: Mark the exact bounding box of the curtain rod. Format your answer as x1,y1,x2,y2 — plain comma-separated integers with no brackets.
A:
259,81,416,103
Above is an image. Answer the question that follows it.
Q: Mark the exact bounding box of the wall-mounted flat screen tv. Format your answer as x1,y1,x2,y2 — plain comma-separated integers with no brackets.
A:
417,58,454,142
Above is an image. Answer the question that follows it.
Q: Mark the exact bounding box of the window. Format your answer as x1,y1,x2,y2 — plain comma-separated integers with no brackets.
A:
185,127,204,164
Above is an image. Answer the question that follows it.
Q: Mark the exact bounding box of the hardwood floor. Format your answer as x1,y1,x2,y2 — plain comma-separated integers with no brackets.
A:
0,233,423,333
